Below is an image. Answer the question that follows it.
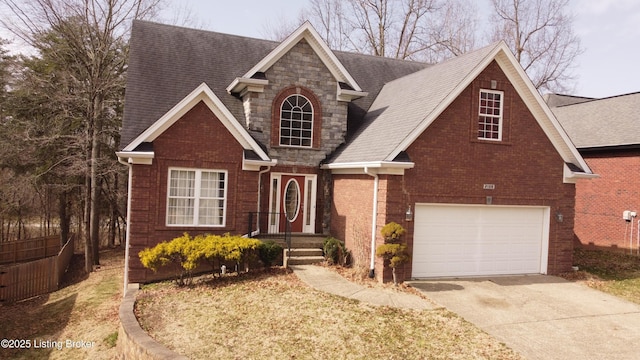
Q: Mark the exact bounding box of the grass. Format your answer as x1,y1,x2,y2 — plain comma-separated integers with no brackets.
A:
570,247,640,304
135,269,523,360
0,248,124,360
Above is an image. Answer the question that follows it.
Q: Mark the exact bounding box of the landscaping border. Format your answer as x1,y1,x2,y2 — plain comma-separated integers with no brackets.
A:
117,283,188,360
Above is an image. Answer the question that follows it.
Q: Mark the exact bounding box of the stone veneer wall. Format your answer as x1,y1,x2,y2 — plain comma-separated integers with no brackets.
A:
241,39,349,166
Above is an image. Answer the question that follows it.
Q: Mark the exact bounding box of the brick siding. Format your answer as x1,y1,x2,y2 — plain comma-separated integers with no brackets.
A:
575,150,640,251
127,101,259,283
331,61,577,282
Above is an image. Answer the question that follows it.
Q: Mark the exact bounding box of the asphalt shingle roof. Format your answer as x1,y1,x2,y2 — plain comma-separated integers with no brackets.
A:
121,21,429,149
551,92,640,149
327,42,499,163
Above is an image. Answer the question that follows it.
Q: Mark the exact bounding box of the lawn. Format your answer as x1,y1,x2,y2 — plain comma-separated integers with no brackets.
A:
0,249,123,360
135,269,523,360
570,247,640,304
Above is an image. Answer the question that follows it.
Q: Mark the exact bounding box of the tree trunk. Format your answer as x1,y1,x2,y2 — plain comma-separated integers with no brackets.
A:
59,191,70,247
392,267,397,286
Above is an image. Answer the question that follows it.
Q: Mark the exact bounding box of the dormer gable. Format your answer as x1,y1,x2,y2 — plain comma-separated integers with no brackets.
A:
226,21,367,102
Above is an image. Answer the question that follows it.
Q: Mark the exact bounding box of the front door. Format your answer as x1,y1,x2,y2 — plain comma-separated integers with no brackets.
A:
269,173,317,233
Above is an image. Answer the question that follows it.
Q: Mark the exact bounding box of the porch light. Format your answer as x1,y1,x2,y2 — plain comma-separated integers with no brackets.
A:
405,206,413,222
556,212,564,223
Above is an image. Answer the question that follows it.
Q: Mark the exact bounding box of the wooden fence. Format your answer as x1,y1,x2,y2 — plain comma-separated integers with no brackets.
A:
0,235,61,265
0,235,75,303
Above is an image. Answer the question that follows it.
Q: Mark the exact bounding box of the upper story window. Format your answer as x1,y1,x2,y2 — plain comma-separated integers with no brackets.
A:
478,89,503,141
167,168,227,227
280,95,313,147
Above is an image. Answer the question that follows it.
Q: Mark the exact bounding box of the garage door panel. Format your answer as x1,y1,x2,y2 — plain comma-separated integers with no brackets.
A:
412,205,548,278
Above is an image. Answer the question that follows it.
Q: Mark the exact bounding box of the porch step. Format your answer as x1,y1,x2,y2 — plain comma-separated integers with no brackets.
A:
259,234,326,249
286,255,325,266
285,248,323,257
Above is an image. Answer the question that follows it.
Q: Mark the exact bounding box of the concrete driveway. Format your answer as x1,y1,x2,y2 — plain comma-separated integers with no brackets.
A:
409,275,640,360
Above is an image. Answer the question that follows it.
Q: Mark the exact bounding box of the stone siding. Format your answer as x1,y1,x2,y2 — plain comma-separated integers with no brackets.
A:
241,39,349,166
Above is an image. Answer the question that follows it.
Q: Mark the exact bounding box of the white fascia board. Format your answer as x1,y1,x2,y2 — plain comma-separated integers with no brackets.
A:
240,21,363,92
337,85,368,102
493,47,594,175
563,164,599,183
242,157,278,171
226,77,269,95
386,43,503,162
122,83,271,162
322,161,414,175
116,151,154,165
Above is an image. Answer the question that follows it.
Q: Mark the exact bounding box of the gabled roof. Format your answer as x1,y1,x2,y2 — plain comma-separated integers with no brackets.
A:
551,92,640,149
120,20,429,149
326,41,593,178
117,83,273,166
227,21,364,95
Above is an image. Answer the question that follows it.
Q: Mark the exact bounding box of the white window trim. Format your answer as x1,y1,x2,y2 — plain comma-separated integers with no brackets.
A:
478,89,504,141
166,167,228,227
279,94,314,148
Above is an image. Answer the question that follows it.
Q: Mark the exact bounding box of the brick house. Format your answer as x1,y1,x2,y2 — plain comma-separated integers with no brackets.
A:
549,93,640,252
117,21,595,283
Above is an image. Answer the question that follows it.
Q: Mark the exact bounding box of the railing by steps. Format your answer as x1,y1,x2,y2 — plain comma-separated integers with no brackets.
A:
247,212,292,257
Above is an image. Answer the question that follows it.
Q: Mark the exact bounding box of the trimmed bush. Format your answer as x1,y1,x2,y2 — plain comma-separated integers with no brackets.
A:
323,237,349,266
258,241,283,267
376,222,410,285
138,233,200,286
380,222,406,243
138,233,262,285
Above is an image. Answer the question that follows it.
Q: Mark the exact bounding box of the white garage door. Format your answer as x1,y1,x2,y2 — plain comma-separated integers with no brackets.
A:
412,204,549,278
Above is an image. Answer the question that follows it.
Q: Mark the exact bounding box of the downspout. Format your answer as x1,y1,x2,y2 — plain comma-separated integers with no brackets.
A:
118,156,133,294
364,167,379,278
256,166,272,235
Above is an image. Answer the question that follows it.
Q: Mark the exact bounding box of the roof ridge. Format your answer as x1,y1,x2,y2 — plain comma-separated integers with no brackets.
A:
133,19,279,44
555,91,640,108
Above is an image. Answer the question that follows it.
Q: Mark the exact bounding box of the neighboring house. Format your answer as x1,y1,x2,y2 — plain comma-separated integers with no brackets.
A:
117,21,595,284
549,93,640,252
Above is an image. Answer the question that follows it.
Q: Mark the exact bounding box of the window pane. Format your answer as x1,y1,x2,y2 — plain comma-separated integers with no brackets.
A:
280,95,313,147
477,90,503,141
167,169,226,226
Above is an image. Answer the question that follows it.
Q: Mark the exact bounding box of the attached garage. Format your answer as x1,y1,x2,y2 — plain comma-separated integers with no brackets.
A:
412,204,549,278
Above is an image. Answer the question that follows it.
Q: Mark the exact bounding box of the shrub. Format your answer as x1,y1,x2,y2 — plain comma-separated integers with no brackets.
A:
258,240,283,267
376,222,410,285
323,237,349,266
138,233,200,286
380,222,405,243
138,233,262,285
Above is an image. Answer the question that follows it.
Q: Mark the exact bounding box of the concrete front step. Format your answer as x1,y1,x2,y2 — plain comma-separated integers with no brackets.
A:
285,248,323,257
286,255,325,266
260,234,326,249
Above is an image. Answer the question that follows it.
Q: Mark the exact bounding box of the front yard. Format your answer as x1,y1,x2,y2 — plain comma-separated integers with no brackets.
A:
135,269,523,359
570,248,640,304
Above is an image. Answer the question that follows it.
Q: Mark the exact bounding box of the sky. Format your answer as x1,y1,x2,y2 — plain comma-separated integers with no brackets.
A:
156,0,640,99
0,1,637,99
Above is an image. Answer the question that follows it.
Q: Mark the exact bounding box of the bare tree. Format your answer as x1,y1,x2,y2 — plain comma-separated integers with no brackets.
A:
269,0,477,62
427,0,478,62
0,0,161,273
489,0,582,93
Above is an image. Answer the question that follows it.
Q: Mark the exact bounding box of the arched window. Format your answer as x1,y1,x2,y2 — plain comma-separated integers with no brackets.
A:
279,95,313,147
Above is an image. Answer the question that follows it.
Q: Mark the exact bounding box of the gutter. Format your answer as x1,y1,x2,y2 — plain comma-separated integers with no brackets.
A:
364,167,379,278
117,155,133,294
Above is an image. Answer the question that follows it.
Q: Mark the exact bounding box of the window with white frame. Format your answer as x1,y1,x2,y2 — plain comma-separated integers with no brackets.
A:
167,168,227,226
280,95,313,147
478,89,503,140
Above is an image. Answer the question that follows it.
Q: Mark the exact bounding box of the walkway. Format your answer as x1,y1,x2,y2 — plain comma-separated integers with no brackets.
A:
290,265,436,310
